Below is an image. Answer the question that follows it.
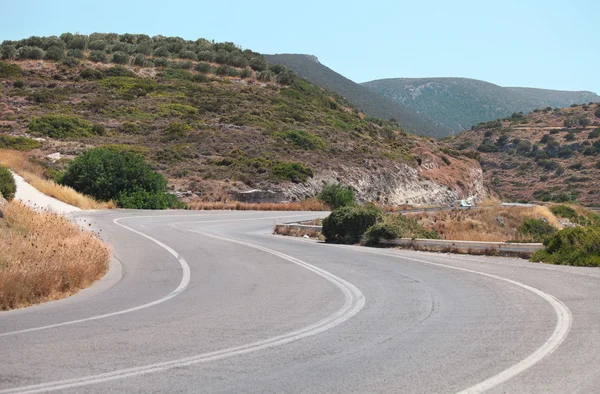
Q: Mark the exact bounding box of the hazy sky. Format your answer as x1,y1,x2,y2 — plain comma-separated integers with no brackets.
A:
1,0,597,94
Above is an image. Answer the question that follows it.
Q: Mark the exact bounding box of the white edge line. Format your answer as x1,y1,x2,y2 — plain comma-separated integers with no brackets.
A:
325,246,572,393
0,228,365,394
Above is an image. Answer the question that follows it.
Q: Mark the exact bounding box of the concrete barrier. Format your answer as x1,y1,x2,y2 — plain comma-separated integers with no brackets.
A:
274,223,323,232
379,238,544,253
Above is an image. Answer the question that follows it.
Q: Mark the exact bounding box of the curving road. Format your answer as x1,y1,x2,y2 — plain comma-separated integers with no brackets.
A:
2,210,600,393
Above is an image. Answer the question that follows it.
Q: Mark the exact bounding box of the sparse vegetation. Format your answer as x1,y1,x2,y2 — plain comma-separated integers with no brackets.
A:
0,135,40,151
28,115,101,139
0,201,110,310
531,226,600,267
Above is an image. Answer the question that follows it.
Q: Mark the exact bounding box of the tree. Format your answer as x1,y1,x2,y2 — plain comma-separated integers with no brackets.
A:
111,51,130,65
59,148,176,209
0,165,16,201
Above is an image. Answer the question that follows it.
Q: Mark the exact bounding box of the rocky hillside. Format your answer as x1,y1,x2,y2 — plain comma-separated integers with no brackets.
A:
0,34,484,206
443,104,600,205
362,77,600,135
264,54,451,138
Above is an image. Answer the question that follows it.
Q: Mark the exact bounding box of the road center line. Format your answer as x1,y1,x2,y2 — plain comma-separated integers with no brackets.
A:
0,226,365,394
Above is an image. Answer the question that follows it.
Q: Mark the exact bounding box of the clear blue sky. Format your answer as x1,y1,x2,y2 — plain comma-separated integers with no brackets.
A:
1,0,598,94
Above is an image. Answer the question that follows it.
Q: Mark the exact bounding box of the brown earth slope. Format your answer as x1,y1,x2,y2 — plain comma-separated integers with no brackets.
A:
443,104,600,205
0,34,484,206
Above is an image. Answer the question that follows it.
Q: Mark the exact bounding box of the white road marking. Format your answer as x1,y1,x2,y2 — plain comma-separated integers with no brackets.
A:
326,246,572,393
0,213,311,337
0,229,365,394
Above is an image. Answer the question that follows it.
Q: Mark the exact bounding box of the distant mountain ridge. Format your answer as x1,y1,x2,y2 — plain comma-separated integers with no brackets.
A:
362,77,600,134
264,54,452,138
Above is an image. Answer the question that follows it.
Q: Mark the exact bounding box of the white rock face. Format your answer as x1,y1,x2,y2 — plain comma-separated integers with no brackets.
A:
283,163,485,206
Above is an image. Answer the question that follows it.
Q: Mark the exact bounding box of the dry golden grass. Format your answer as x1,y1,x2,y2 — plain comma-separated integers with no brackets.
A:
0,201,110,310
188,198,327,211
273,225,324,240
0,150,113,209
406,205,561,242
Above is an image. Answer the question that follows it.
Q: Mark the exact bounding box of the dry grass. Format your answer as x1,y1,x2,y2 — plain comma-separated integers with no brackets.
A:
188,198,327,211
273,225,324,240
406,205,561,242
0,201,110,310
0,150,113,209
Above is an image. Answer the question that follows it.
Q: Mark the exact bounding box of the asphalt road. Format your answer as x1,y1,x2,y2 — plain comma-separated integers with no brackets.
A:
2,210,600,393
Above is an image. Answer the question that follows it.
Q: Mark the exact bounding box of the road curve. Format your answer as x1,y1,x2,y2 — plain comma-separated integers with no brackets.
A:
1,210,600,393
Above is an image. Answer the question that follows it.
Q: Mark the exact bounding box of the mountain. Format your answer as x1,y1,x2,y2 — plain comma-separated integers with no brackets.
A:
263,54,452,138
362,77,600,135
0,33,483,206
442,103,600,205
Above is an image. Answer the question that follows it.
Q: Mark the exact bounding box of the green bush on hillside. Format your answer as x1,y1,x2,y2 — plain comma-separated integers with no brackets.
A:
44,46,64,61
59,147,178,209
0,45,17,60
322,204,383,244
0,61,21,77
111,51,130,65
275,129,326,150
270,161,313,183
17,46,44,60
317,183,355,209
361,222,400,246
595,107,600,118
0,135,41,151
550,205,578,220
518,218,557,242
0,165,16,201
88,50,108,63
28,115,102,139
531,226,600,267
362,214,439,246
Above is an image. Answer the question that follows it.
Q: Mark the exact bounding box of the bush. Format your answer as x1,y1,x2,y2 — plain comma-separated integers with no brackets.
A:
257,70,275,82
88,50,108,63
0,165,16,201
59,147,176,209
275,129,326,150
361,222,399,246
80,67,104,80
194,62,214,74
60,56,80,68
13,79,24,88
1,44,17,59
102,65,135,77
589,128,600,139
44,46,64,61
240,68,252,79
133,53,146,66
163,122,192,140
518,218,557,242
66,35,87,50
249,56,267,71
595,107,600,119
531,227,600,267
0,135,41,151
550,205,578,220
17,46,45,60
270,161,313,183
0,61,21,77
28,114,100,139
178,50,197,60
111,51,130,64
317,183,355,209
88,39,107,51
67,49,85,59
153,46,171,57
276,69,295,85
322,204,383,244
153,57,169,67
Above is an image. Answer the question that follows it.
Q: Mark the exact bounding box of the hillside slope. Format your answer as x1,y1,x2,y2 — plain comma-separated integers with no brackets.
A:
0,33,483,206
362,77,600,134
443,104,600,205
264,54,452,138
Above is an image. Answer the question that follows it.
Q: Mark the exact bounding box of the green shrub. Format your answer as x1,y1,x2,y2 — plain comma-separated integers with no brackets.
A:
88,50,108,63
163,122,192,140
133,53,146,66
178,50,197,60
154,57,168,67
44,46,64,61
550,205,578,220
249,56,267,71
17,46,45,60
0,135,41,151
111,51,130,64
80,67,104,80
595,107,600,118
67,49,85,59
317,183,355,209
12,79,24,88
119,122,142,134
270,161,313,183
589,128,600,139
194,62,214,74
215,65,232,76
66,35,87,50
322,204,383,244
60,56,79,68
1,45,17,60
518,218,557,242
102,65,135,77
153,46,170,57
0,165,16,201
275,129,326,150
276,69,295,85
28,114,99,139
0,61,21,77
88,39,107,51
531,226,600,267
240,68,252,79
196,51,215,62
257,70,275,82
59,147,175,209
361,222,399,246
